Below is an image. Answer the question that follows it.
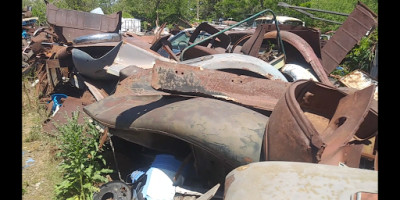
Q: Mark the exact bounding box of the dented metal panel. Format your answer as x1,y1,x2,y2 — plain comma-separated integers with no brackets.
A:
46,3,122,43
321,2,377,74
224,161,377,200
71,41,122,80
151,60,290,111
83,95,269,168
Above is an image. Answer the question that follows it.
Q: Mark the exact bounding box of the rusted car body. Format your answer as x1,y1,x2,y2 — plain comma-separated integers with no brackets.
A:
224,161,377,200
266,80,377,168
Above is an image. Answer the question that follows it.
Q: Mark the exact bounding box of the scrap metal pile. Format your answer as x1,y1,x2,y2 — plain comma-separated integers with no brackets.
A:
23,1,378,200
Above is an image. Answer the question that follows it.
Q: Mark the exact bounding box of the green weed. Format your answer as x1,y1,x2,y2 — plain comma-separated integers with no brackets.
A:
54,111,112,200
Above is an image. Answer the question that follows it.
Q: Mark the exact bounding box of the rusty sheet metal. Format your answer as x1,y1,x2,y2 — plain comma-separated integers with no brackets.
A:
151,60,290,111
240,24,267,57
319,84,375,167
113,67,169,97
264,30,332,86
46,3,122,43
321,2,377,74
83,95,269,168
224,161,377,200
265,80,376,168
232,24,322,57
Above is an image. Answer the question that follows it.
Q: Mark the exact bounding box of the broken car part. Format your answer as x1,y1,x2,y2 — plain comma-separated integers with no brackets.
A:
181,53,288,81
45,3,122,43
264,30,332,85
71,41,122,80
83,95,269,168
151,60,290,111
265,80,376,167
224,161,377,200
320,1,378,74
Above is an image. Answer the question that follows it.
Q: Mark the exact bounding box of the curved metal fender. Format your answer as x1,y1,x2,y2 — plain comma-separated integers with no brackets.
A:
264,31,332,85
71,41,123,80
224,161,377,200
281,63,318,82
181,53,288,82
83,95,269,168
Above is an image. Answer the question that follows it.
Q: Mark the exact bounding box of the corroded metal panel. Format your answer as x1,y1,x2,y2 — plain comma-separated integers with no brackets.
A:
151,60,290,111
46,3,122,43
321,2,377,74
224,161,377,200
265,80,376,167
83,95,269,168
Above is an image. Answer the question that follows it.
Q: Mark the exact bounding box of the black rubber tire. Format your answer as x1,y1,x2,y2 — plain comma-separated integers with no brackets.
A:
93,181,132,200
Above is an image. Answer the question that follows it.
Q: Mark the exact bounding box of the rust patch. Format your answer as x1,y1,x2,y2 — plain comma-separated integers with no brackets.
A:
151,60,290,111
224,174,235,198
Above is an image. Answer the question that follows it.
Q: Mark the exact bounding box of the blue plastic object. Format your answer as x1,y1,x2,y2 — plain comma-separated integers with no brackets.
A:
50,94,68,112
130,169,146,183
22,30,28,38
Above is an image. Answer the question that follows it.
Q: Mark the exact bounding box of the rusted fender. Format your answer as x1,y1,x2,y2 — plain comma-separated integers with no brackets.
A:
181,53,288,81
83,95,269,168
265,80,376,168
71,41,122,80
224,161,377,200
46,3,122,43
264,30,332,86
151,60,291,111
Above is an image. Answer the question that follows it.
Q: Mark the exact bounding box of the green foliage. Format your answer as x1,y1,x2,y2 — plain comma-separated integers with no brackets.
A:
341,28,378,74
54,111,112,200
